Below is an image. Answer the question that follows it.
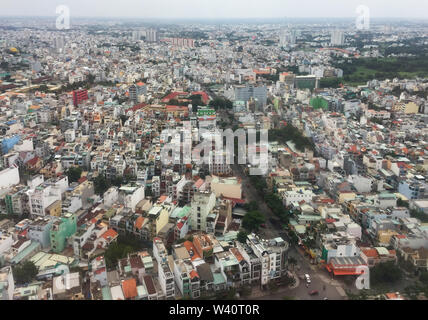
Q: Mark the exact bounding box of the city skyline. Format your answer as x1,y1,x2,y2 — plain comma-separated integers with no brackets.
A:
1,0,428,19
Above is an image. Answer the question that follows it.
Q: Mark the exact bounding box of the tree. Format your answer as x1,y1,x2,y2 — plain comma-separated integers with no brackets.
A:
145,187,152,198
419,271,428,284
103,242,134,269
281,273,296,287
111,176,124,187
371,261,403,286
66,166,83,183
397,198,409,208
269,124,314,152
13,261,38,284
244,201,259,212
410,209,428,223
288,257,297,270
319,77,342,89
242,210,265,232
249,176,267,192
94,175,110,196
120,115,129,126
237,231,248,244
208,98,233,110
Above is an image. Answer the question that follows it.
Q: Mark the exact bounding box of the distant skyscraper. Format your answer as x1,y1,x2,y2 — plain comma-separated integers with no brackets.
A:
234,85,268,111
146,28,159,43
132,31,141,41
129,82,147,104
54,36,65,53
73,89,88,107
279,28,296,48
330,30,345,46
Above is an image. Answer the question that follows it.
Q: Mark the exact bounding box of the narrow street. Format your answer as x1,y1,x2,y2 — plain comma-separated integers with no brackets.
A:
232,163,347,300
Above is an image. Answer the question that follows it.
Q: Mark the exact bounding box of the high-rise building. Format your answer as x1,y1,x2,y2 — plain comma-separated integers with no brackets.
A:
234,85,268,111
131,30,143,41
246,234,289,286
72,89,88,107
190,191,216,232
331,30,345,46
53,36,65,53
129,82,147,104
279,28,297,47
146,28,159,43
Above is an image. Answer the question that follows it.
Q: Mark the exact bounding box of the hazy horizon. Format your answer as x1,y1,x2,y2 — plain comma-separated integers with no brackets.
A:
1,0,428,19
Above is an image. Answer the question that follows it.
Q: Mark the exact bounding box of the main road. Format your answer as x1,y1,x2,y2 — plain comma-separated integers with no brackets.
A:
232,163,347,300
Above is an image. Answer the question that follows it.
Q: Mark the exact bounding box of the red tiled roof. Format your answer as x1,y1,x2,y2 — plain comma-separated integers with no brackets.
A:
122,278,138,299
189,270,199,280
143,276,156,295
78,177,87,184
135,216,145,230
162,92,188,103
27,156,40,166
101,229,118,241
223,197,245,204
362,249,379,258
183,241,201,261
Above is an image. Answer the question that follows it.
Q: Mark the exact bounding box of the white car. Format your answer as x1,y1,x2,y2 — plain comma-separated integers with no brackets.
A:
305,274,311,284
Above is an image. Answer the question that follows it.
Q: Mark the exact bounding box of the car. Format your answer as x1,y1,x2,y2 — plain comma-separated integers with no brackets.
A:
308,290,319,296
305,274,311,284
260,224,266,228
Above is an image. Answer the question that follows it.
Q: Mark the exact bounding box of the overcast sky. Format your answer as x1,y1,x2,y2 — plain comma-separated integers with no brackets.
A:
1,0,427,19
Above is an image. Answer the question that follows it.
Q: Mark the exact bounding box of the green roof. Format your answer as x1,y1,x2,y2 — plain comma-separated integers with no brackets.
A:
170,206,191,219
213,272,226,285
10,241,40,265
310,97,329,110
102,286,112,300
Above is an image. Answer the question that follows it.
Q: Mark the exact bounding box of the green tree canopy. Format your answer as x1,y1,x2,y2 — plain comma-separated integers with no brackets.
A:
208,98,233,110
13,261,39,284
242,210,266,232
237,231,248,244
371,261,403,286
269,124,314,152
93,175,110,196
66,166,83,183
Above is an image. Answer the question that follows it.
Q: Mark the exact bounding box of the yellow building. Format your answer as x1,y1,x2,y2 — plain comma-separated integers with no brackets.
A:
45,200,62,217
338,192,356,204
404,102,419,114
378,230,398,246
393,102,419,114
208,175,242,199
148,205,170,236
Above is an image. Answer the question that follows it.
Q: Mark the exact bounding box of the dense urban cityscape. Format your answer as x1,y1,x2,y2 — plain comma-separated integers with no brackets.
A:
1,2,428,303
